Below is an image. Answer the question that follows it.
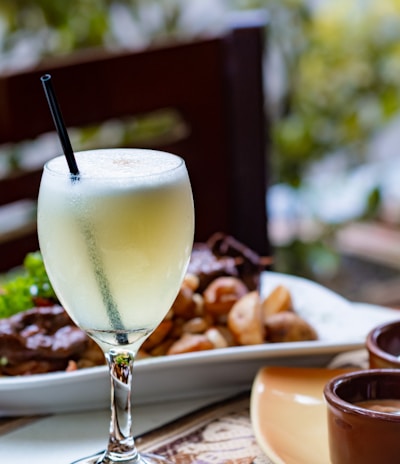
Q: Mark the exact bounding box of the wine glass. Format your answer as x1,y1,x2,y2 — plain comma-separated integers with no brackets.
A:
37,148,194,463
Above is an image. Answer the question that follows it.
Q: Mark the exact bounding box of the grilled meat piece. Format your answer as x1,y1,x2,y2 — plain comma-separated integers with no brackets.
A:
0,305,91,375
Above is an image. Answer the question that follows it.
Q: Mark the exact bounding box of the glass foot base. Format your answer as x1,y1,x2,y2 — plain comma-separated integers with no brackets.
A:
71,450,173,464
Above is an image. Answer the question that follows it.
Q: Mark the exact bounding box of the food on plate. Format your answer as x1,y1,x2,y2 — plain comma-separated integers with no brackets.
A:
0,305,104,375
227,291,265,345
187,233,271,292
139,275,318,358
0,252,57,319
0,234,318,376
203,276,248,316
167,333,214,355
264,311,318,343
261,284,293,320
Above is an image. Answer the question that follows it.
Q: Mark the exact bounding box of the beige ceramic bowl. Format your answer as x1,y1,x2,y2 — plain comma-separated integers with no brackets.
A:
324,369,400,464
367,320,400,368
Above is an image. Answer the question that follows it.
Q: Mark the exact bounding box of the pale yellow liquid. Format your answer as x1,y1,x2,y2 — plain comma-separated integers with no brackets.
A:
38,149,194,347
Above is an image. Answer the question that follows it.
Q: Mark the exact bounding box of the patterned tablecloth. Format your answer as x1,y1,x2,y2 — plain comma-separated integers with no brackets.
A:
138,393,270,464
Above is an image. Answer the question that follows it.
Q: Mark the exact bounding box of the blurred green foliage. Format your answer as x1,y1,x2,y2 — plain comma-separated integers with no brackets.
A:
2,0,400,186
0,0,111,53
2,0,400,284
0,0,189,56
273,0,400,186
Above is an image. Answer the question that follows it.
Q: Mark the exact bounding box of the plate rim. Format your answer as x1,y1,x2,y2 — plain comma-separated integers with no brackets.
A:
0,339,363,390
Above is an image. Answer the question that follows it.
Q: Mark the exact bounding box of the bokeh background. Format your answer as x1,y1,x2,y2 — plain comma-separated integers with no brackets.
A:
2,0,400,305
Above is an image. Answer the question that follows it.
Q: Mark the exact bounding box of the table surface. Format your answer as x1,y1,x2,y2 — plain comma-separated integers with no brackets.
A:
0,390,272,464
0,350,370,464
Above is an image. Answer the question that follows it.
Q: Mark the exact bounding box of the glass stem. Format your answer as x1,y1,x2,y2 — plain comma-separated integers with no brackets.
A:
103,349,139,463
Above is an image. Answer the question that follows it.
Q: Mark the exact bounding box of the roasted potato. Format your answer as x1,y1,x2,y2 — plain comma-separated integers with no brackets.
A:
261,284,293,321
227,291,265,345
264,311,318,343
203,276,248,316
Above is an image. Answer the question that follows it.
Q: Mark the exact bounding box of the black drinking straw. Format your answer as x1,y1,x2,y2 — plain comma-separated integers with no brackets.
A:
40,74,128,344
40,74,80,177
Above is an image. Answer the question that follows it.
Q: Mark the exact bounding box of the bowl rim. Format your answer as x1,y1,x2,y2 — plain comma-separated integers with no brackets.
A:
367,320,400,365
324,368,400,422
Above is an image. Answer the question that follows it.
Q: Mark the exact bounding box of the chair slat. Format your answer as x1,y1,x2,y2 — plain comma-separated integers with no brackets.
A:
0,13,270,272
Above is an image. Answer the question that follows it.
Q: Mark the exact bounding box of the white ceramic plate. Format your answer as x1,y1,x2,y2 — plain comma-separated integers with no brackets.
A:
0,272,399,416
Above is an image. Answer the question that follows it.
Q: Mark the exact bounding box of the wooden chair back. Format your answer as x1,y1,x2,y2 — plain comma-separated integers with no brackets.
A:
0,12,270,272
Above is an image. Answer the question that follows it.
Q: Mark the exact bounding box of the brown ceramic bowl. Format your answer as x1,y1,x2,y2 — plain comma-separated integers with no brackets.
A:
367,320,400,368
324,369,400,464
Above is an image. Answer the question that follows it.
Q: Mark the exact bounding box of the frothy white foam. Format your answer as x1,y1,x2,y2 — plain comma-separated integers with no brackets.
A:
47,149,182,178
